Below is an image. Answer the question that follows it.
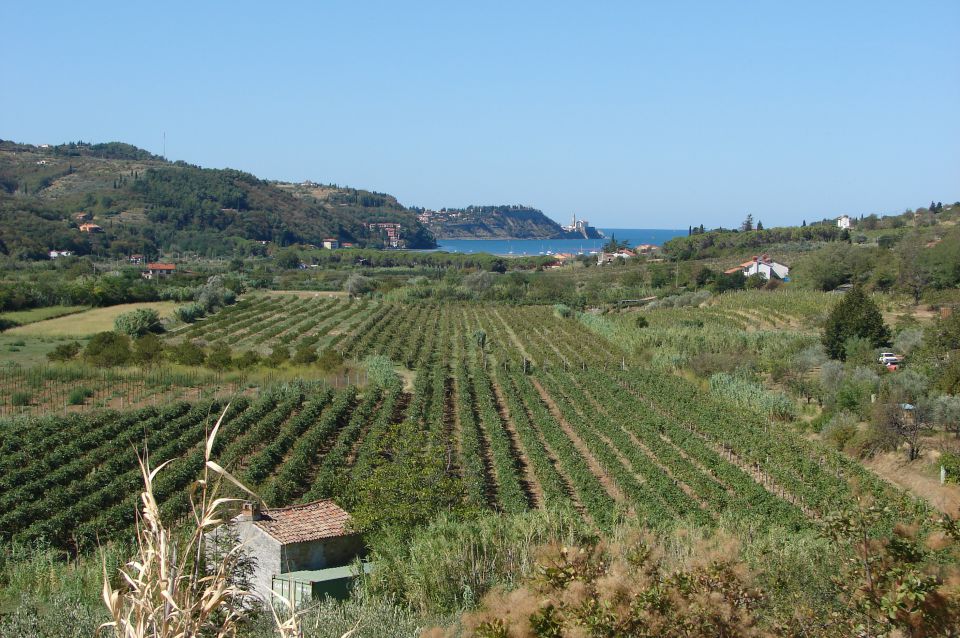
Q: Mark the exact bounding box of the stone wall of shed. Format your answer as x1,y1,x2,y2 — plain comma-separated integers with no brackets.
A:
236,522,282,603
279,535,366,572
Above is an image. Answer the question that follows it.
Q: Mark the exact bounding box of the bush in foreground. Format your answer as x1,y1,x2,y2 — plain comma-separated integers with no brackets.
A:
114,308,162,338
83,332,132,367
47,340,82,362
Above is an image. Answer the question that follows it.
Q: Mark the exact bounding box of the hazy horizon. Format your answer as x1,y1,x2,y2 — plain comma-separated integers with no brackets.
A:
3,1,957,229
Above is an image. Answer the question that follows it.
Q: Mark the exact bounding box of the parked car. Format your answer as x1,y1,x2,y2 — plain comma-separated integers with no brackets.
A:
878,352,902,365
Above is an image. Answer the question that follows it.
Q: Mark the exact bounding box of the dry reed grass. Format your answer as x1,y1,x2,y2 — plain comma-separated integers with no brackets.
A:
98,404,318,638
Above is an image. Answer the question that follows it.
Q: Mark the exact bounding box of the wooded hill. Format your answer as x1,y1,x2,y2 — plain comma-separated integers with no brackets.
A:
419,204,600,239
0,140,436,259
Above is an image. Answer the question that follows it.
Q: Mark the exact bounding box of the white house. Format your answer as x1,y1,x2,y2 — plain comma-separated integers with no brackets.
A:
48,250,73,259
142,262,176,279
837,215,851,230
597,250,635,265
725,254,790,280
322,238,340,250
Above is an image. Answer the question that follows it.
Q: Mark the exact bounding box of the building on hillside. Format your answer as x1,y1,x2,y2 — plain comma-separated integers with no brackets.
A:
142,263,176,279
230,500,366,606
129,254,145,264
322,238,340,250
634,244,659,256
837,215,851,230
562,213,601,239
545,253,575,268
597,250,635,265
48,250,73,259
724,254,789,281
74,212,92,222
79,223,103,233
368,223,402,248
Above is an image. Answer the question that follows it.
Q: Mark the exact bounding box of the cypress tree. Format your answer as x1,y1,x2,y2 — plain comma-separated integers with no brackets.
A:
822,286,891,360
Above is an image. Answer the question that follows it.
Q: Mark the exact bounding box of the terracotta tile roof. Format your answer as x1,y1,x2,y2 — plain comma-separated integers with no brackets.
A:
253,499,354,544
146,263,176,270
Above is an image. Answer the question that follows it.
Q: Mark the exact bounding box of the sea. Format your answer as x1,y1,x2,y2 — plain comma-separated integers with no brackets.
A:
435,228,687,256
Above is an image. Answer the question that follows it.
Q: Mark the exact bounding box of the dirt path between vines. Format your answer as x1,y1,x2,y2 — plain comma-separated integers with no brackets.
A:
488,372,544,509
530,378,629,506
866,453,960,515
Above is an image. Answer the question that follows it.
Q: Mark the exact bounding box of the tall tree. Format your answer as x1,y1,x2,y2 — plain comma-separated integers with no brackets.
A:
821,286,891,360
740,214,754,232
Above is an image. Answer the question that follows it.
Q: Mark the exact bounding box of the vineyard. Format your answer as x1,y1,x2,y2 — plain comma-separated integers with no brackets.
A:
0,299,926,551
0,365,239,418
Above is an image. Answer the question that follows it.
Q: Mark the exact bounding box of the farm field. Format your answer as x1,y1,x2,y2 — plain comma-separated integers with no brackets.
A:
6,301,179,337
0,304,89,325
0,299,926,551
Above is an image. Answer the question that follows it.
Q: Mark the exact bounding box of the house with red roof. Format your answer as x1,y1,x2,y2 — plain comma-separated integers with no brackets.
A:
142,263,176,279
724,254,790,280
232,500,365,605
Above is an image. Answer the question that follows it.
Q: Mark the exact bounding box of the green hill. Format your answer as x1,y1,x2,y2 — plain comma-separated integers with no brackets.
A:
0,140,435,258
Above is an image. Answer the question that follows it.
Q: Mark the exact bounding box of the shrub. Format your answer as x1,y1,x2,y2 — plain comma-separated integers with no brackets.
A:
132,333,165,366
234,350,261,369
462,271,497,294
689,352,741,378
274,249,301,270
893,327,923,355
442,531,765,637
943,451,960,484
709,372,798,420
364,354,399,387
808,410,833,433
68,387,94,405
83,332,132,367
10,391,32,406
168,340,206,366
174,303,206,323
745,272,766,289
114,308,161,337
196,275,237,311
0,318,19,332
635,315,649,328
205,343,233,370
47,341,82,362
266,347,290,367
292,344,318,365
823,411,859,451
553,303,572,319
344,273,373,297
317,349,343,372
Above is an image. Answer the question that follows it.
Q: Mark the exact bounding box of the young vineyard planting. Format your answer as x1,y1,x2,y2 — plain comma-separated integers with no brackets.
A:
0,300,925,550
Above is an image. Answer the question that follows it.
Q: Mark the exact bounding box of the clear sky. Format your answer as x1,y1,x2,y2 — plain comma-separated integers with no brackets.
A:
3,1,958,228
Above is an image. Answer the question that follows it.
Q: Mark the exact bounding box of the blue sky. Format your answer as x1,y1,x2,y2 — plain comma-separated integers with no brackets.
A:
3,1,958,228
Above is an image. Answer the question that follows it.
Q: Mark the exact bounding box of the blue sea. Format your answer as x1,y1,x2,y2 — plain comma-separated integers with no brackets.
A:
435,228,687,256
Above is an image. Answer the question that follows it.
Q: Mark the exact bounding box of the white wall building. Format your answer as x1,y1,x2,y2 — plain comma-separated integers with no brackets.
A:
837,215,851,230
725,254,790,280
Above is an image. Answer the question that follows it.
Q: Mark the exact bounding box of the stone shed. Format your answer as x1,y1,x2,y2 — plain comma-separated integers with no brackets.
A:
233,499,365,604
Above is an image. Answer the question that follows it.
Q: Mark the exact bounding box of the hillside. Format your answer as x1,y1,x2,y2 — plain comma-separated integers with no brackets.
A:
419,204,602,239
0,140,436,258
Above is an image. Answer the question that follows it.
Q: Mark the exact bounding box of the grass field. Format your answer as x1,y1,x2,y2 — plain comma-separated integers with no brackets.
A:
0,305,90,325
7,302,179,337
0,335,70,367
